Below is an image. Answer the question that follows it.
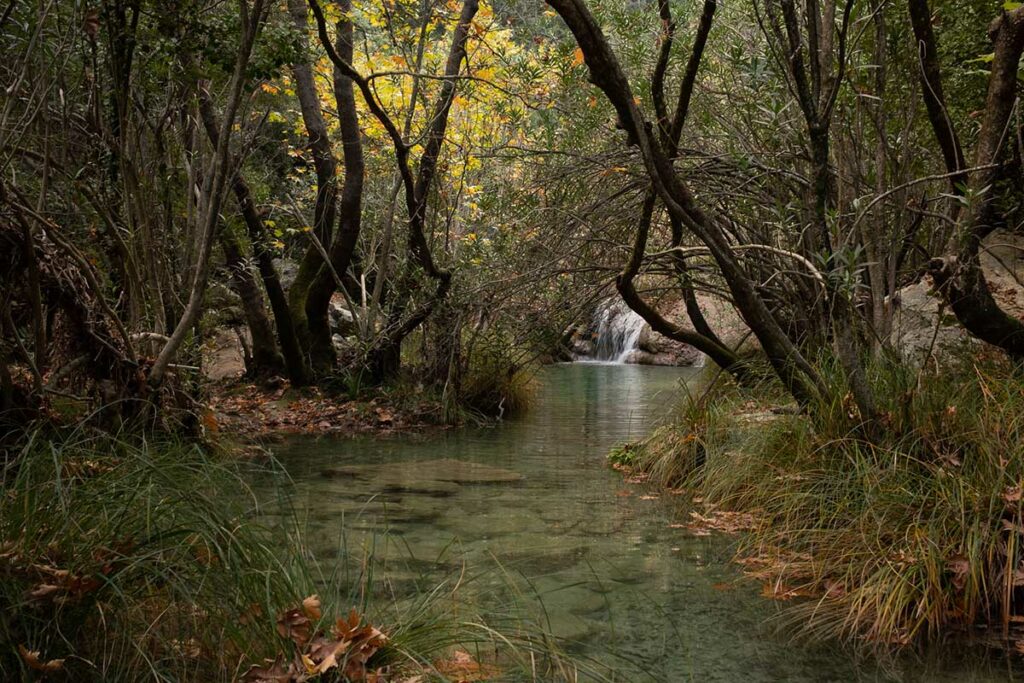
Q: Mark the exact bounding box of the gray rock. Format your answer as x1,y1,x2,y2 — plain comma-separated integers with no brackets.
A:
329,296,356,335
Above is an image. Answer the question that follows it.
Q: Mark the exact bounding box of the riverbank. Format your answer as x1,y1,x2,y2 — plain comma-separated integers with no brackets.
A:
615,355,1024,652
206,379,450,440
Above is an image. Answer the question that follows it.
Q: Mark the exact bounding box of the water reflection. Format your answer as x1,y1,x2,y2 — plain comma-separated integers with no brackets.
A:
261,363,1013,682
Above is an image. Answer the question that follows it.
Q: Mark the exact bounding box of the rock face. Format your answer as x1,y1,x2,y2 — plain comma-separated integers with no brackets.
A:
571,294,752,367
570,299,701,366
665,294,757,355
203,328,247,381
890,280,970,362
626,325,701,366
891,229,1024,363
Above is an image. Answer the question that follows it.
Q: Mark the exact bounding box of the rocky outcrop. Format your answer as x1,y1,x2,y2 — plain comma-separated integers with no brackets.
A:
891,229,1024,363
628,325,701,366
660,294,757,357
203,328,247,381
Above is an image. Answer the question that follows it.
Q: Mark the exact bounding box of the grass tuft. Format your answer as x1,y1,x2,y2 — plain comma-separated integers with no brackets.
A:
0,424,587,680
628,355,1024,650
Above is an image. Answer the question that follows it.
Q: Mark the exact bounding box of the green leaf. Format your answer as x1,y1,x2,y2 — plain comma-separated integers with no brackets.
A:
1004,2,1022,10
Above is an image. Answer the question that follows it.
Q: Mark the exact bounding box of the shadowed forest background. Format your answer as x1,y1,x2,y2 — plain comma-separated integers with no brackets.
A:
3,0,1024,680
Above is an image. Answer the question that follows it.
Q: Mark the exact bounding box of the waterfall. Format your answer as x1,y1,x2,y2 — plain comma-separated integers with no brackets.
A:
588,300,646,363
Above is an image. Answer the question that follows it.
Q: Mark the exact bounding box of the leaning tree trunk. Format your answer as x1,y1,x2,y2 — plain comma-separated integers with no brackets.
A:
547,0,828,406
910,1,1024,358
197,87,311,385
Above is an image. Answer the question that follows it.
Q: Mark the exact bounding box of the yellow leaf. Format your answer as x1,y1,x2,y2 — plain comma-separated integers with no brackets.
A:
571,47,584,67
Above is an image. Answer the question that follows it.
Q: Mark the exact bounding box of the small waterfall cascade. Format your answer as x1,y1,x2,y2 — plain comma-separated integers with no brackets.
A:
589,300,646,363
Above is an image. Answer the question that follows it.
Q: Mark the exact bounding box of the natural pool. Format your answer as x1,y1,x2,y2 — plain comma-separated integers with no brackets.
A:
261,363,1016,682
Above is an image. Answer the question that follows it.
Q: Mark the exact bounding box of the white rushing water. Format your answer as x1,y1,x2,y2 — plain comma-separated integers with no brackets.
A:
589,299,646,363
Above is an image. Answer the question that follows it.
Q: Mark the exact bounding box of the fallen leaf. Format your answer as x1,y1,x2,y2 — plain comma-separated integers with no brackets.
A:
18,644,64,673
277,607,312,647
433,649,500,681
241,656,296,683
302,595,322,621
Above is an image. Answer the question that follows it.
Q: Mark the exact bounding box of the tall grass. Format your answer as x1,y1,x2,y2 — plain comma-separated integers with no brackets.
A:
0,425,591,680
629,355,1024,649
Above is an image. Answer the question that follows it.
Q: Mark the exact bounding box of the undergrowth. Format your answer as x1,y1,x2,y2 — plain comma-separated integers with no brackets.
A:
626,355,1024,650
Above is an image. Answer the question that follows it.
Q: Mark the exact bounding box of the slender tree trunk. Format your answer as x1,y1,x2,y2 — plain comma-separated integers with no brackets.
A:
219,226,285,377
150,2,265,385
303,0,365,370
287,0,338,373
197,88,311,385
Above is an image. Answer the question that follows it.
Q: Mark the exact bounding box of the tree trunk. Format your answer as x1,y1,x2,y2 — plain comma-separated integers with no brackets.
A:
547,0,827,405
197,86,311,385
150,2,265,386
918,5,1024,358
219,226,284,377
287,0,338,373
303,0,365,371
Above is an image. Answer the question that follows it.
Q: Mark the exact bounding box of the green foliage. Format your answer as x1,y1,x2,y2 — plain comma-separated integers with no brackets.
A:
606,442,639,468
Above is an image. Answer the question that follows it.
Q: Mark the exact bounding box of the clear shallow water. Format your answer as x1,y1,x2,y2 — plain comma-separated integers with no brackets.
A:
261,363,1016,682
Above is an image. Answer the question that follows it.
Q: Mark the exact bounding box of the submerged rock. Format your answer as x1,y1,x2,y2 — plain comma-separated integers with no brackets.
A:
322,458,524,492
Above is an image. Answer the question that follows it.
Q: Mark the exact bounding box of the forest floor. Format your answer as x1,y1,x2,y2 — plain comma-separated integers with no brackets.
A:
206,379,450,440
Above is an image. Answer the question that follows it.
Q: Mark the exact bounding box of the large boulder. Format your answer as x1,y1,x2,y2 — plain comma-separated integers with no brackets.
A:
633,326,701,365
203,328,247,381
891,229,1024,363
328,293,356,336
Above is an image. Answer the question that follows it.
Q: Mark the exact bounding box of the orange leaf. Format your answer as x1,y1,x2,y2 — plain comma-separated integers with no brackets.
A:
18,645,64,673
302,594,322,621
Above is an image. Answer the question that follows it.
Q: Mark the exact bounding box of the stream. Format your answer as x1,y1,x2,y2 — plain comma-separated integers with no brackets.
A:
260,363,1016,682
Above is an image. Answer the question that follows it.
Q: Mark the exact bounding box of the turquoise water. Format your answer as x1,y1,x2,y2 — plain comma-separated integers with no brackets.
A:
263,363,1016,682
